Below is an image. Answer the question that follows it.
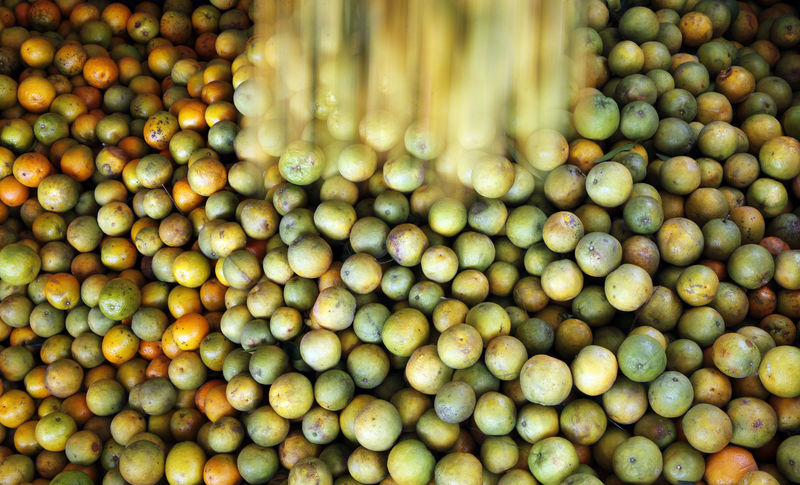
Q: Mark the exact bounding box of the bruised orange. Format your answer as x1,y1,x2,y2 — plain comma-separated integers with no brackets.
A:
82,57,118,90
12,153,52,188
143,111,179,150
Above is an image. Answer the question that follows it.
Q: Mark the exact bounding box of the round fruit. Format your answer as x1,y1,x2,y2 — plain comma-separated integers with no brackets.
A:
520,355,572,406
612,436,663,484
758,346,800,398
712,333,761,378
528,437,579,485
605,264,653,312
0,4,794,484
0,243,41,285
571,345,617,396
586,162,633,208
648,371,693,418
573,94,620,141
682,403,733,454
616,334,667,383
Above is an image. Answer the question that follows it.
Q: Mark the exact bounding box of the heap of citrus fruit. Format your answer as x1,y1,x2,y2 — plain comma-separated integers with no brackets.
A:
0,0,796,485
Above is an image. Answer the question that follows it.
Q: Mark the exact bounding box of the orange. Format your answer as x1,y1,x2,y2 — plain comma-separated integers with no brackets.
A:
178,100,208,131
20,36,55,69
192,5,219,33
704,445,758,485
770,396,800,434
160,324,182,360
17,76,56,113
68,4,100,29
12,153,52,188
215,30,247,60
195,379,227,414
738,471,781,485
200,80,233,105
143,111,179,150
95,146,129,179
716,66,756,104
0,8,13,29
28,0,61,32
203,454,241,485
751,40,780,67
173,251,212,288
14,2,30,28
169,97,192,117
98,237,135,272
167,286,203,319
69,113,98,144
145,354,170,378
203,62,232,85
100,3,131,35
177,45,197,61
567,138,603,174
203,384,235,422
195,33,218,60
187,71,204,98
60,393,92,426
0,390,35,428
102,326,141,365
23,366,49,399
10,327,39,347
44,273,80,311
82,56,119,90
72,85,102,110
119,269,146,288
678,11,713,47
118,136,150,159
59,144,94,182
200,280,226,312
138,340,162,361
0,176,30,207
50,93,88,123
47,74,72,96
187,157,227,196
61,464,98,483
204,101,237,127
160,10,192,45
172,179,205,213
147,45,181,79
748,286,776,319
172,313,210,351
48,137,78,165
135,2,161,17
14,420,41,455
130,218,158,242
71,253,104,281
129,76,161,98
759,236,790,256
126,12,159,44
117,56,143,85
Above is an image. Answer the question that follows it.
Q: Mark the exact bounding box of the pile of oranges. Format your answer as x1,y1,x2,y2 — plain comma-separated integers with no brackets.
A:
0,0,273,484
0,0,797,485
